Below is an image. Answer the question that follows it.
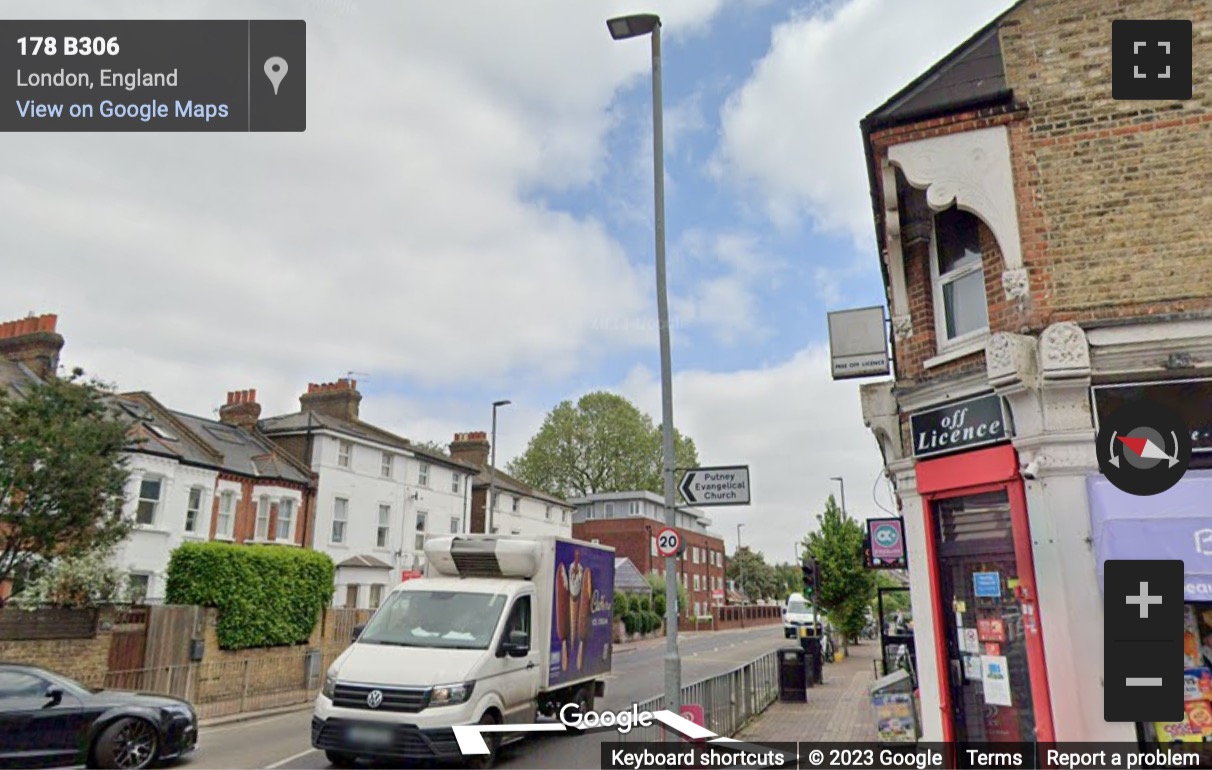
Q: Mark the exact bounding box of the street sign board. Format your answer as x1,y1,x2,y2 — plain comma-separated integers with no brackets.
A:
678,465,750,507
655,527,682,557
828,305,889,379
868,518,906,569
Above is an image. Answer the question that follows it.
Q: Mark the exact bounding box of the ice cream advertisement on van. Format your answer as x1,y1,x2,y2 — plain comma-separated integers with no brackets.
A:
550,540,615,687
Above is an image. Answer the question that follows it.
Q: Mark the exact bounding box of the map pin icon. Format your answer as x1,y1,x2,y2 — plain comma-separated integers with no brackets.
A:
264,57,288,95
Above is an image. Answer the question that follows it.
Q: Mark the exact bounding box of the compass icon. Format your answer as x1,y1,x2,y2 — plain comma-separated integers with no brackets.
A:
1096,399,1191,496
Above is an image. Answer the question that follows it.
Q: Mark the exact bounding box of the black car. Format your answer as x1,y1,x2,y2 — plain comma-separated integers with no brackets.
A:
0,663,197,769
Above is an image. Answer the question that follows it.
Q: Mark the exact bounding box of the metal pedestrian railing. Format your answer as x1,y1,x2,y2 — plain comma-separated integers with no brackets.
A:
608,649,780,742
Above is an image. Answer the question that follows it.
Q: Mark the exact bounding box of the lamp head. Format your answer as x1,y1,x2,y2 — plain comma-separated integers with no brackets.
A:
607,13,660,40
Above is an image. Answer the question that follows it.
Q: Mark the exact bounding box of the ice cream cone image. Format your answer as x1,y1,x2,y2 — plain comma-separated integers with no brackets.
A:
577,568,592,671
556,563,569,671
568,551,585,673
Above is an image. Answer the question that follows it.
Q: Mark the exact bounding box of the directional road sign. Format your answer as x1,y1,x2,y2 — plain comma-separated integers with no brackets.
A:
678,465,750,507
655,527,682,557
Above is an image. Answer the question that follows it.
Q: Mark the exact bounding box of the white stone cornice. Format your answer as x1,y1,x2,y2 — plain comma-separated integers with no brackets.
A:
887,457,918,498
1040,322,1091,380
895,371,990,413
861,381,904,464
1012,432,1099,477
881,162,912,323
892,314,913,342
986,332,1038,390
887,126,1025,300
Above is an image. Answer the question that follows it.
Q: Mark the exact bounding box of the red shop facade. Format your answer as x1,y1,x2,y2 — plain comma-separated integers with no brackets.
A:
907,392,1055,745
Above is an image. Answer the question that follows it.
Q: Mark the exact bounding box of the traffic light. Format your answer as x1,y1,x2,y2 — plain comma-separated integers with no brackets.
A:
801,559,818,596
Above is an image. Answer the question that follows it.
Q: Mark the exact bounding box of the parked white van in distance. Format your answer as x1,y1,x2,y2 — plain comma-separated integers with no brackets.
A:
782,592,821,639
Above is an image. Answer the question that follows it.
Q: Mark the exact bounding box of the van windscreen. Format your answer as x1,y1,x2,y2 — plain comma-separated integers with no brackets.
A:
358,590,507,650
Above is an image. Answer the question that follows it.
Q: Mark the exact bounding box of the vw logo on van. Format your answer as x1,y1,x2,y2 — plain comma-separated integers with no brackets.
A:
366,690,383,709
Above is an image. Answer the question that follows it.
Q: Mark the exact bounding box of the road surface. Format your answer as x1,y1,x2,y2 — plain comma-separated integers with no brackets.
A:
187,625,786,769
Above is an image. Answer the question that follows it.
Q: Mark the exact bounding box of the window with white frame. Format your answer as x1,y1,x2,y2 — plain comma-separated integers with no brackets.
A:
381,452,393,478
450,516,460,534
255,496,271,540
491,492,499,511
651,537,657,557
931,206,989,350
511,496,519,513
216,491,235,538
369,584,385,609
545,505,552,520
562,510,567,523
377,505,391,548
136,477,161,525
332,498,349,543
184,487,203,534
128,573,150,602
278,498,295,542
338,440,353,468
693,574,700,591
604,502,614,517
415,511,427,550
628,501,640,516
418,462,430,487
451,473,460,494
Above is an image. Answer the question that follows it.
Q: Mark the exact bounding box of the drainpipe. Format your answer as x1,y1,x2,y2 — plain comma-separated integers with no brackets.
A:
461,472,470,534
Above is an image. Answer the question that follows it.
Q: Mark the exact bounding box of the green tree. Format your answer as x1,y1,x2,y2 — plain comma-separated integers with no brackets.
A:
873,571,912,615
772,563,803,601
644,572,687,616
0,370,132,594
410,440,451,457
507,392,698,499
725,547,777,602
10,550,138,609
806,495,876,650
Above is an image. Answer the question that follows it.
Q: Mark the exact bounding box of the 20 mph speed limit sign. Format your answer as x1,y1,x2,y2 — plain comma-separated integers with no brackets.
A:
655,527,682,557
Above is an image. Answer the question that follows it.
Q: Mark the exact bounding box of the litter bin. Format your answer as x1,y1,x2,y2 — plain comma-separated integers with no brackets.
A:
777,647,809,702
799,629,823,685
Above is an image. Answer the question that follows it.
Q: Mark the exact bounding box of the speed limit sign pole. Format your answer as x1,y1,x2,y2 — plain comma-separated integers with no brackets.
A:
654,525,682,727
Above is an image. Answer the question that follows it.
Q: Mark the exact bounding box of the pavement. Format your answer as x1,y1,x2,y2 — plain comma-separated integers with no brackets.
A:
735,639,881,743
185,625,787,769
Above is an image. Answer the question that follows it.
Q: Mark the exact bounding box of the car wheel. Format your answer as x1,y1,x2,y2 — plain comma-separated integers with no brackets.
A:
325,749,358,768
465,711,500,769
92,717,159,770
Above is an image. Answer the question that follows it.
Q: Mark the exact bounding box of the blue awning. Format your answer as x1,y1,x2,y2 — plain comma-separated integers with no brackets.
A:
1088,471,1212,601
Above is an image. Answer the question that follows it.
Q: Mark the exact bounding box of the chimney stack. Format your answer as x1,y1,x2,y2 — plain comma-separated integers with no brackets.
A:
299,378,362,422
219,389,262,431
449,431,490,468
0,313,63,381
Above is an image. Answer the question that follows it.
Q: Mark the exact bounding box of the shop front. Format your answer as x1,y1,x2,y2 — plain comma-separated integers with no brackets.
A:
1089,471,1212,744
909,393,1055,749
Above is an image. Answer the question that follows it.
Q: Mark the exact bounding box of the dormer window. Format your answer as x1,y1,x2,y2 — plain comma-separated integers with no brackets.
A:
930,206,989,352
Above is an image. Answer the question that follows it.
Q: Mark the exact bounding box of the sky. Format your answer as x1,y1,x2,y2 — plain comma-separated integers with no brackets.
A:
2,0,1015,563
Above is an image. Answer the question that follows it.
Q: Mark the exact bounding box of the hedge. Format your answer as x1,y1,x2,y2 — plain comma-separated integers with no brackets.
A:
165,541,335,650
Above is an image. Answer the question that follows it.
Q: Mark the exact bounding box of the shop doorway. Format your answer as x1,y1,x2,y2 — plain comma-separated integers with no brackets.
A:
933,490,1036,744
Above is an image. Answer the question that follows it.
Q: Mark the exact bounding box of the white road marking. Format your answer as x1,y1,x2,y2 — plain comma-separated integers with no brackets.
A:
263,748,320,769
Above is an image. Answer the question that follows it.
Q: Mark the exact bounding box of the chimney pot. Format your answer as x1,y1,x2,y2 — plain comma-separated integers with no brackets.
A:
219,387,261,430
0,312,65,381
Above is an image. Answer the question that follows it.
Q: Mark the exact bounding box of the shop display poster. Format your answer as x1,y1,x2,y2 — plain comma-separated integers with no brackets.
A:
977,617,1006,642
872,693,917,742
981,655,1012,706
973,571,1001,597
963,654,983,681
549,541,614,688
960,627,979,654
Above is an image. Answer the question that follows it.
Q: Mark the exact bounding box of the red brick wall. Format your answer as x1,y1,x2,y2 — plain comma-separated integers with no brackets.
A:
572,518,727,613
207,474,311,546
870,0,1212,387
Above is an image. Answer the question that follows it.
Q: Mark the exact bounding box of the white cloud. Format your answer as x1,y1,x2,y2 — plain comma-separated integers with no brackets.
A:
0,0,758,418
671,229,784,345
615,345,893,562
712,0,1016,248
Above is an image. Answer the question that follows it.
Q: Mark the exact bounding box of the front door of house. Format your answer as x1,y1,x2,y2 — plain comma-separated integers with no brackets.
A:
933,489,1036,748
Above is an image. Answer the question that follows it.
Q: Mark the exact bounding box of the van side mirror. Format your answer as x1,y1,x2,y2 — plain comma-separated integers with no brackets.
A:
352,624,365,643
501,629,529,658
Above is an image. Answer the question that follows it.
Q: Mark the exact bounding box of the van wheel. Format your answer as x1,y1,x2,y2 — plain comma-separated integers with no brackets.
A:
577,685,595,714
325,750,357,768
465,712,499,769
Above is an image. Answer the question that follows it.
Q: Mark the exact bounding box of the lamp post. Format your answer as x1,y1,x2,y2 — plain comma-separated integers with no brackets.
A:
608,11,681,722
488,400,511,534
736,523,746,602
831,476,847,519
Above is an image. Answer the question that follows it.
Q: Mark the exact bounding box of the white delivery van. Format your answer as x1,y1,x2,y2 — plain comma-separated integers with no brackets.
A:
312,535,615,768
782,592,822,638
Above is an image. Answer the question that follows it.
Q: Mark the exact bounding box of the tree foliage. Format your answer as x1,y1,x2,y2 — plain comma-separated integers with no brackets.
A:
411,440,450,457
873,571,912,615
9,550,138,609
806,495,876,646
771,563,803,602
725,547,778,602
644,571,688,616
165,541,335,650
0,370,133,591
507,392,698,499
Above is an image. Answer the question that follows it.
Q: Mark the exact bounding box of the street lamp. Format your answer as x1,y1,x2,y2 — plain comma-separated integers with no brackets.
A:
608,11,681,722
831,476,847,519
736,523,746,603
488,400,511,534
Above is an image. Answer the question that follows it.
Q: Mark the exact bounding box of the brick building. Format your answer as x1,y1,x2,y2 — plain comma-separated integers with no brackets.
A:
447,432,573,539
855,0,1211,745
568,491,727,617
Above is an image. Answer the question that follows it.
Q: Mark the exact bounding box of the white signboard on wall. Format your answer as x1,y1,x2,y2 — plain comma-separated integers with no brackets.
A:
828,305,890,379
